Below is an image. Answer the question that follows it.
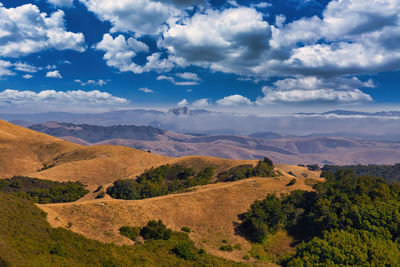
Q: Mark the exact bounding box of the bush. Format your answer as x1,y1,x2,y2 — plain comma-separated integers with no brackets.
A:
95,192,105,199
0,176,88,203
287,171,295,177
173,242,195,260
306,164,320,171
94,185,103,193
181,226,191,233
140,220,172,240
119,226,140,241
219,245,233,252
286,179,296,186
233,243,242,250
242,255,250,260
239,194,285,242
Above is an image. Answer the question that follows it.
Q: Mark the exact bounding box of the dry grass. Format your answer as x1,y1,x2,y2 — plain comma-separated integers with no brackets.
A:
0,120,325,263
39,169,323,263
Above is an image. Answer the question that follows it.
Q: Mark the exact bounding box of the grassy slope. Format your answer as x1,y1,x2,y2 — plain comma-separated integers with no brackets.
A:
0,192,246,267
40,167,322,263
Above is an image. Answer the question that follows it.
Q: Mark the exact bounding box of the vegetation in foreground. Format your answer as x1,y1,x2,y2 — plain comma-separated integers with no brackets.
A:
108,157,276,200
239,169,400,265
0,176,88,203
0,192,247,267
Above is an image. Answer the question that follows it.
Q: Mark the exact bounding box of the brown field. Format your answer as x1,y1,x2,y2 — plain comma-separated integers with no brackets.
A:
0,119,324,263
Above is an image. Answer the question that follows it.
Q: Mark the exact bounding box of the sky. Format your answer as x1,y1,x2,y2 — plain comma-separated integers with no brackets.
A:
0,0,400,114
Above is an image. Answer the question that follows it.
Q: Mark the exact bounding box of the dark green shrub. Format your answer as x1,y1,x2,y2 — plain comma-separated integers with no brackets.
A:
173,242,195,260
140,220,172,240
181,226,191,233
306,164,320,171
95,192,105,199
233,243,242,250
242,255,250,260
219,245,233,252
239,194,285,242
286,179,296,186
288,171,295,177
119,226,140,241
94,185,103,193
50,243,66,257
0,176,88,203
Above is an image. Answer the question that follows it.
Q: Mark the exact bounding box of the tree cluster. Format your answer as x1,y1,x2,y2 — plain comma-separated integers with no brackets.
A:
0,176,88,203
217,157,276,182
322,163,400,182
240,169,400,265
107,165,214,200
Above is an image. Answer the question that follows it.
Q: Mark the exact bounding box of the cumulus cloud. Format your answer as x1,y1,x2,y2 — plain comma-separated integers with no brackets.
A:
0,89,128,108
176,72,200,81
158,0,400,80
177,99,188,107
161,7,272,76
74,79,108,86
79,0,180,36
46,70,62,79
139,87,154,93
47,0,74,7
192,98,209,108
256,76,374,104
216,94,253,106
95,34,174,74
0,4,86,57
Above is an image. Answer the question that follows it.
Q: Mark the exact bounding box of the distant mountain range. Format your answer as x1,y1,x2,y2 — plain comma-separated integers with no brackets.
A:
296,110,400,117
3,108,400,141
22,121,400,165
29,122,164,143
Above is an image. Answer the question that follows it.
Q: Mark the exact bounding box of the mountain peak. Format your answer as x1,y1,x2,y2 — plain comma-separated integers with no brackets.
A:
168,107,210,116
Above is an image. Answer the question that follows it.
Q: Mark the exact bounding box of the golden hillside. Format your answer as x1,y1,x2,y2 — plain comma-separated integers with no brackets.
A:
40,167,322,262
0,120,258,191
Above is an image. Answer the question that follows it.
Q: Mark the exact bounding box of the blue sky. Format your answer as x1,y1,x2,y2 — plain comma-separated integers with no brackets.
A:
0,0,399,114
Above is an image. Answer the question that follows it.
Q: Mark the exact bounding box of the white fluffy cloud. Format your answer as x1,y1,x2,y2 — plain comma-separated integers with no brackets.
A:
256,76,374,104
79,0,179,36
176,72,200,81
95,34,174,74
0,89,128,106
46,70,62,79
0,4,86,57
177,99,188,107
192,98,209,108
47,0,74,7
139,87,154,93
23,74,33,79
161,7,272,76
216,94,253,106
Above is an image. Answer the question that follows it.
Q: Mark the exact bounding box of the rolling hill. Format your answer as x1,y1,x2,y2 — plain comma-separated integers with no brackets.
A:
24,121,400,165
